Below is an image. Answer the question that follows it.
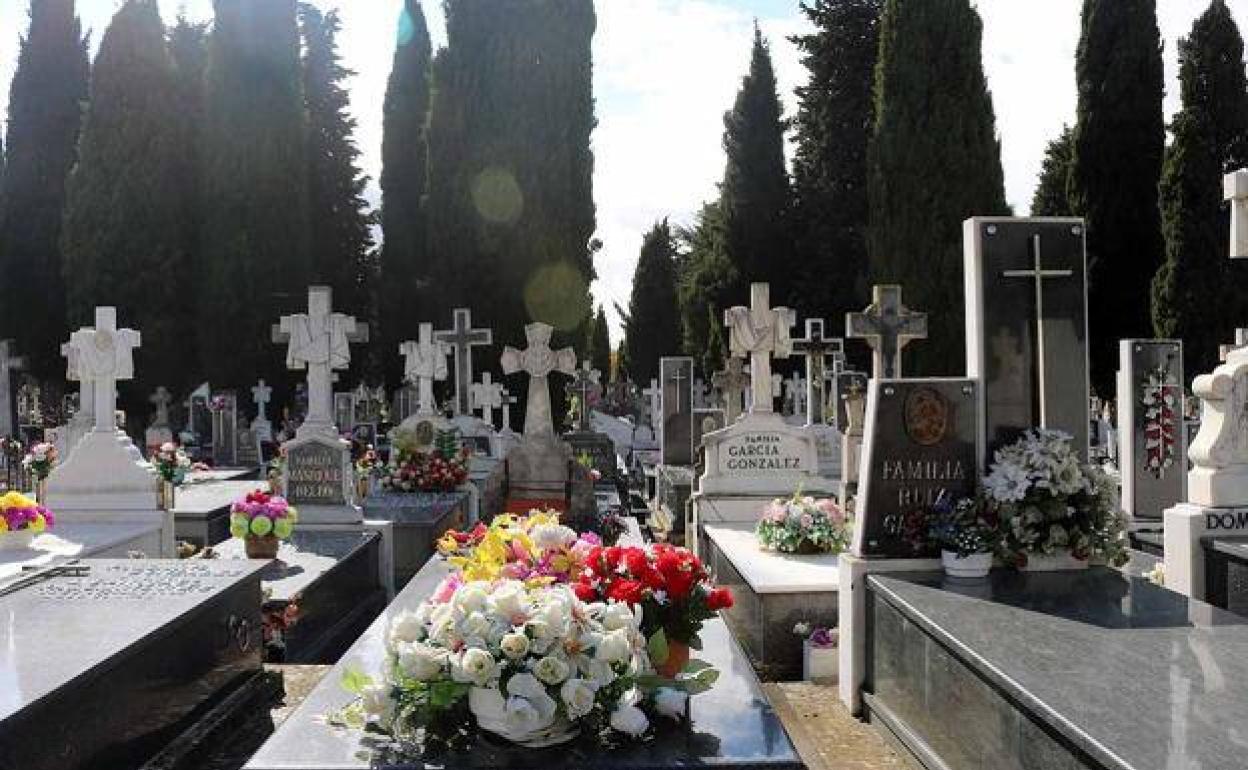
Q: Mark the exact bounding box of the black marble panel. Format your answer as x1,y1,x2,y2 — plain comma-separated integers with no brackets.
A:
246,560,805,770
866,568,1248,770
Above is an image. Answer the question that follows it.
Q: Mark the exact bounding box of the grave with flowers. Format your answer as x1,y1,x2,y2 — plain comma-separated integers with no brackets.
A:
245,509,805,770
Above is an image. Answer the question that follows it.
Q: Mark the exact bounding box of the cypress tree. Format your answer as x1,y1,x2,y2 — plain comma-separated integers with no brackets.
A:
426,0,597,422
199,0,308,388
868,0,1008,375
587,305,611,379
300,5,374,342
1031,126,1076,216
1070,0,1165,393
677,201,737,375
61,0,194,427
169,15,207,331
379,0,431,384
790,0,881,323
624,219,681,384
720,24,792,302
0,0,88,380
1151,0,1248,377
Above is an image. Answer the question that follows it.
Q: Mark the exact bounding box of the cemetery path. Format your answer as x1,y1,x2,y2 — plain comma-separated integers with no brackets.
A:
763,683,909,770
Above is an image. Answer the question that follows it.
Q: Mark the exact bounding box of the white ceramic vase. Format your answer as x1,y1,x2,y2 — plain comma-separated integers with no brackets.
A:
802,640,839,683
1018,550,1089,572
941,550,993,579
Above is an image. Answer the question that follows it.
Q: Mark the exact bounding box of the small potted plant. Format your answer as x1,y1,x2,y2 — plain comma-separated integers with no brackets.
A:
0,491,54,550
926,493,997,579
354,446,379,500
152,442,191,510
21,442,57,503
229,489,298,559
756,492,852,555
794,622,838,682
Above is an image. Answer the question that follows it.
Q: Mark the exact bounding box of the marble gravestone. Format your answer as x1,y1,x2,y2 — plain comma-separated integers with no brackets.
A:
45,307,169,555
964,217,1090,465
852,379,979,558
144,385,173,454
659,356,694,466
334,392,355,434
1117,340,1185,523
711,357,750,426
186,381,211,446
837,371,870,504
251,379,274,443
211,391,239,466
0,339,26,439
1227,168,1248,259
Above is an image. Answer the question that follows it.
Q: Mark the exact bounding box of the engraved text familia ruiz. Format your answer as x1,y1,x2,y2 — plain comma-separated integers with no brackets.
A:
879,457,966,507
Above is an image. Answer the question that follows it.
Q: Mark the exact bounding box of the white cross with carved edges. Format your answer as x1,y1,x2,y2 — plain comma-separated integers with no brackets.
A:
1226,169,1248,259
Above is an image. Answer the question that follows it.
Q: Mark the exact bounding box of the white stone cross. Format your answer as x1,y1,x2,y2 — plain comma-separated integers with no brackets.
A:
846,285,927,379
251,379,273,422
272,286,368,436
435,308,493,416
471,371,504,426
149,386,172,428
643,378,661,434
500,322,576,438
723,283,795,415
711,357,750,424
1225,169,1248,259
0,340,27,438
785,372,807,416
66,307,141,433
500,386,518,432
400,322,449,416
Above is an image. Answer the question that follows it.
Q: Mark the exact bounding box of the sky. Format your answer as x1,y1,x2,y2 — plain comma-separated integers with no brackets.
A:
1,0,1246,341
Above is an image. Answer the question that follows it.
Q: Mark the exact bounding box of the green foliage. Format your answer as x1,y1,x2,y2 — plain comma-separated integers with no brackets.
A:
380,0,432,385
300,4,376,382
1070,0,1165,395
587,305,611,379
789,0,881,326
868,0,1008,375
0,0,89,380
676,203,737,377
1152,0,1248,377
1031,126,1076,216
199,0,309,389
624,220,681,383
720,25,793,303
61,0,196,428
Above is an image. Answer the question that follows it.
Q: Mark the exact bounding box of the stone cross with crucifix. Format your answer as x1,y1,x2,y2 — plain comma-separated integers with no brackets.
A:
1226,169,1248,259
846,285,927,380
792,318,844,425
272,286,369,438
149,386,172,428
565,361,602,432
723,282,795,415
501,322,577,438
436,308,493,416
471,371,504,427
400,323,449,417
0,340,27,438
65,307,142,434
711,357,751,424
251,379,273,442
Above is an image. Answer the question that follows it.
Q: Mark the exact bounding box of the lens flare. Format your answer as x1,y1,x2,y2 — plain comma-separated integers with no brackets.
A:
472,166,524,225
524,262,590,332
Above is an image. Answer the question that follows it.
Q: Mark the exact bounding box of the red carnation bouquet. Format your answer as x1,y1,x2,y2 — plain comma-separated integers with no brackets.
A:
574,544,733,677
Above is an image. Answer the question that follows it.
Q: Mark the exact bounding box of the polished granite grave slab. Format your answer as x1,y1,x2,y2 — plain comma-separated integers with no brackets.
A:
864,568,1248,770
0,521,164,582
1,559,266,770
362,491,469,587
1202,536,1248,618
208,530,385,663
704,524,838,679
174,476,266,546
246,558,805,770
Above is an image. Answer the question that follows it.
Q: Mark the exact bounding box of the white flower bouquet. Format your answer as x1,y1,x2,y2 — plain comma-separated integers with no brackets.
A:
338,578,704,747
983,430,1127,568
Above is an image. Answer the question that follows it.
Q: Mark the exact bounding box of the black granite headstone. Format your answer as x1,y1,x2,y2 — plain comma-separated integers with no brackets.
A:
660,357,694,466
853,378,979,558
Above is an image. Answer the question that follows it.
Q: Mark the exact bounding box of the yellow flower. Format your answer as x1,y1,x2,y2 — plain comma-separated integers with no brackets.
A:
0,519,7,532
29,514,45,533
0,491,33,511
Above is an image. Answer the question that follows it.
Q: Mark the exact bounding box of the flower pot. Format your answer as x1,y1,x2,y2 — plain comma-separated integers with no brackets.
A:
1017,550,1089,572
802,639,838,683
245,534,281,559
0,529,35,551
657,640,691,678
790,539,826,555
942,550,993,580
35,478,47,505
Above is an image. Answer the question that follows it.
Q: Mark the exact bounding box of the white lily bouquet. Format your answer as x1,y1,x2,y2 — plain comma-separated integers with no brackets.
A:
338,578,705,747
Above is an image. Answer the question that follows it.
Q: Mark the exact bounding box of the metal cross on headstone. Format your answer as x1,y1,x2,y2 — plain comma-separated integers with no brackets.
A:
666,362,690,413
435,308,493,416
565,361,602,433
643,378,661,434
272,286,369,436
66,307,142,433
251,379,273,422
1001,235,1076,427
500,387,518,432
471,371,505,427
149,386,172,428
0,340,27,438
846,285,927,380
792,318,844,425
723,282,796,415
1226,169,1248,259
711,357,751,424
400,323,449,416
500,322,576,438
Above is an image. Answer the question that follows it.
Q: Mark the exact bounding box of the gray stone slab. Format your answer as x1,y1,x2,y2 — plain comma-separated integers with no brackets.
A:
362,491,470,585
